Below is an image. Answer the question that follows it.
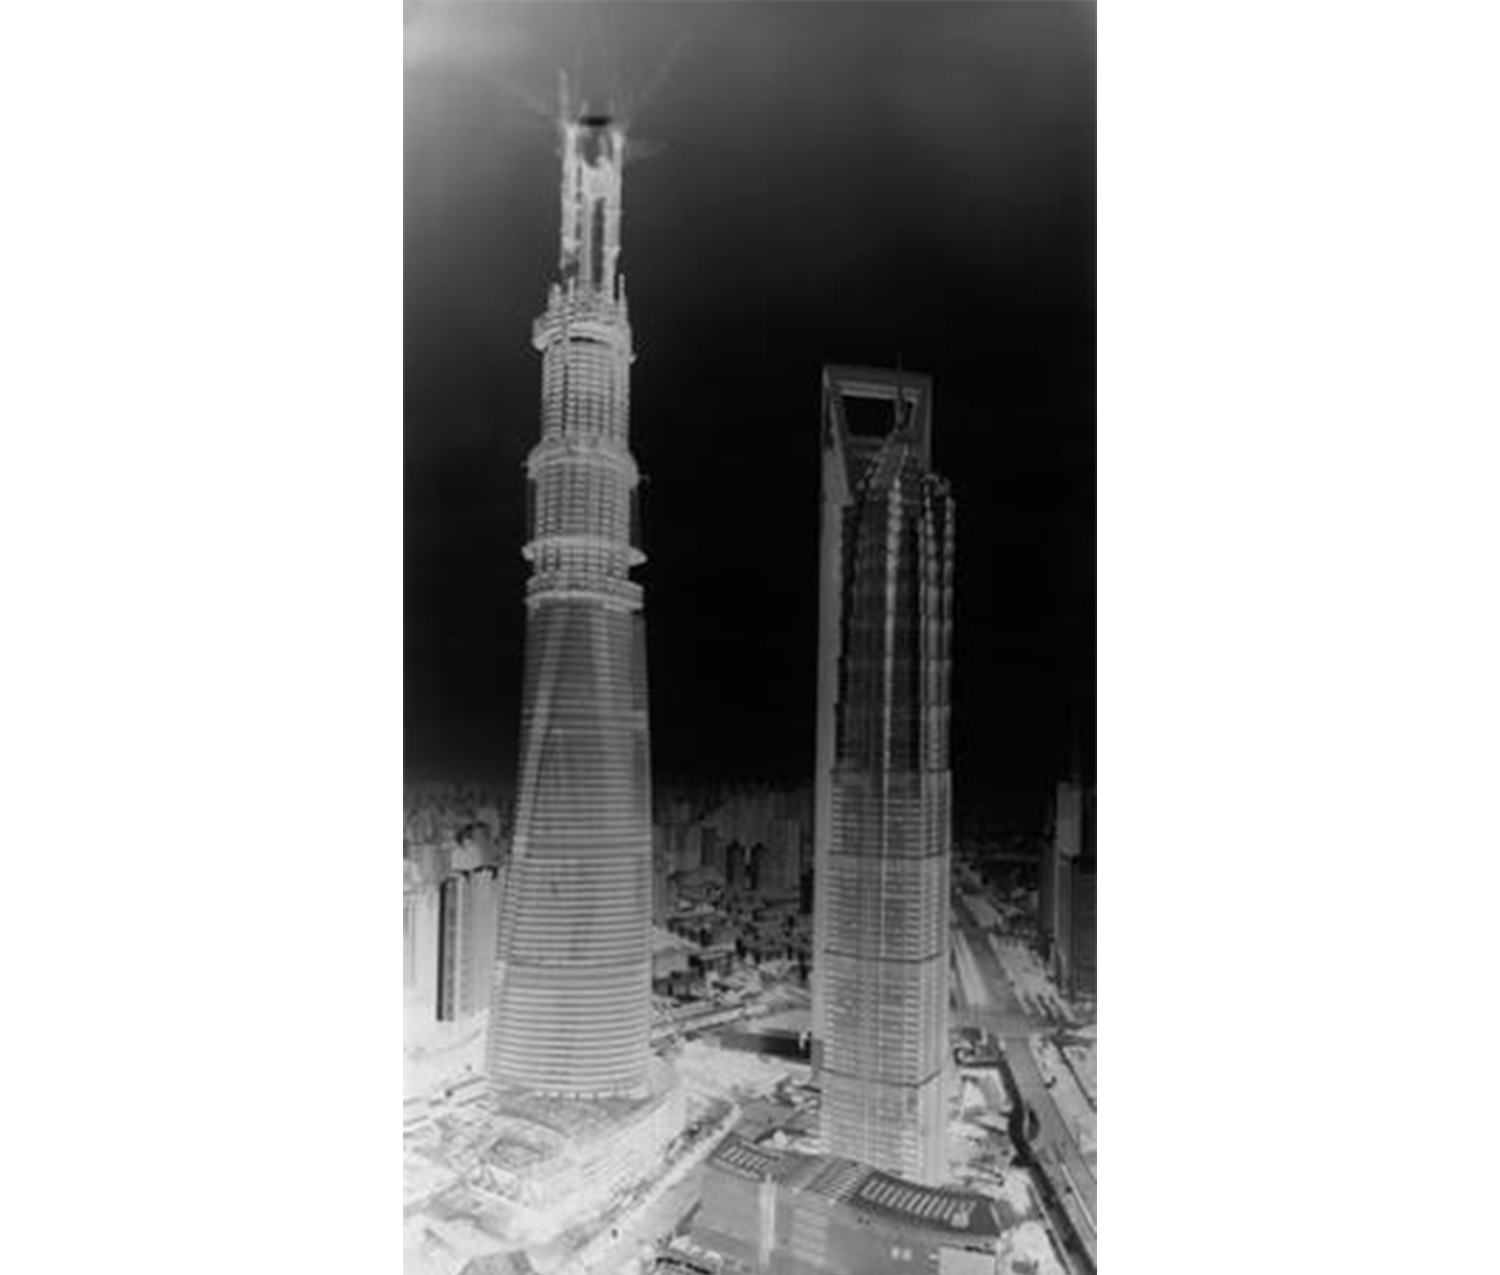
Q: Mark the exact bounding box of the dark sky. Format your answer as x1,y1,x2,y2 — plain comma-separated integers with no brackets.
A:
405,2,1094,829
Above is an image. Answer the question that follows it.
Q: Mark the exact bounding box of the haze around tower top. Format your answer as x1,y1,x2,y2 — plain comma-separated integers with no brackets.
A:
405,2,1095,831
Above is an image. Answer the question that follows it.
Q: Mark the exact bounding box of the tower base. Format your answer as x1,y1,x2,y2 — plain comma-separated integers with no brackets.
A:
471,1057,687,1246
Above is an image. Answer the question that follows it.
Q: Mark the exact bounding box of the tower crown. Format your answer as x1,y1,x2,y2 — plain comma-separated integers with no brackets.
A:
558,105,626,299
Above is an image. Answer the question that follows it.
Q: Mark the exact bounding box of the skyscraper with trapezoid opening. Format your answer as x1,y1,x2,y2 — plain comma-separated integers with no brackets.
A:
812,365,956,1184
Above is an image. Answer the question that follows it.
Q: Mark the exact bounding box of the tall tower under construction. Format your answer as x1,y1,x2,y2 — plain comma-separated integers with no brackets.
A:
486,99,653,1099
812,366,956,1184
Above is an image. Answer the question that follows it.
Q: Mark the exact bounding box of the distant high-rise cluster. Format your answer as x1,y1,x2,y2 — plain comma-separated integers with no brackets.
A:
485,104,655,1099
653,784,813,911
812,366,956,1185
403,787,508,1029
405,859,507,1027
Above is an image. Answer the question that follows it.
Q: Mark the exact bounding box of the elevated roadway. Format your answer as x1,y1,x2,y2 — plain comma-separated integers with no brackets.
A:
951,904,1097,1269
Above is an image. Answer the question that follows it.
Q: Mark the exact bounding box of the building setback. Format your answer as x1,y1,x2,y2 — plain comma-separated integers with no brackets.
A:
485,101,654,1098
812,366,956,1185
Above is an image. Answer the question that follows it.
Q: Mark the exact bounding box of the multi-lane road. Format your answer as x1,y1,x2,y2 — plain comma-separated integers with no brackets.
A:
952,899,1098,1270
565,1099,741,1275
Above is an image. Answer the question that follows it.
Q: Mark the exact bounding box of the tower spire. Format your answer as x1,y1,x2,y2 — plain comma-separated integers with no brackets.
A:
554,91,626,302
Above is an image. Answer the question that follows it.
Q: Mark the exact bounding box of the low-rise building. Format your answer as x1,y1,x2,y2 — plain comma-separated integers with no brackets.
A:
692,1134,1012,1274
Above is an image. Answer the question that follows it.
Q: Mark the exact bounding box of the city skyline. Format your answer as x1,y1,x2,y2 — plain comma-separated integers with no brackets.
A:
405,7,1098,1271
405,2,1095,826
0,1,1466,1271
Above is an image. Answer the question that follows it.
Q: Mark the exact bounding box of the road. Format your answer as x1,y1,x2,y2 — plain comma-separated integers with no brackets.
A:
1004,1028,1097,1245
951,902,1097,1269
571,1166,706,1275
566,1101,740,1275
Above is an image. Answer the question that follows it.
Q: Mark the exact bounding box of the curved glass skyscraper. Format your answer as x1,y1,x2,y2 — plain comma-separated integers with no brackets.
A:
486,106,653,1099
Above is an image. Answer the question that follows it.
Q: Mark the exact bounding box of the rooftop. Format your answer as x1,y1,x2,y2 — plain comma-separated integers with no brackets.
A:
707,1135,1005,1239
853,1170,1003,1238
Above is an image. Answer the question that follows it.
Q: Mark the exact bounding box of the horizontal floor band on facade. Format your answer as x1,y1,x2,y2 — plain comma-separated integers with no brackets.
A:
490,1026,647,1043
506,867,648,880
505,860,649,872
527,442,638,472
498,948,649,962
497,952,649,968
490,985,648,1002
510,738,651,751
818,950,947,965
820,1073,945,1094
498,924,648,943
525,539,644,562
525,593,643,612
511,798,651,810
491,988,648,1001
489,1020,646,1038
525,577,644,596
